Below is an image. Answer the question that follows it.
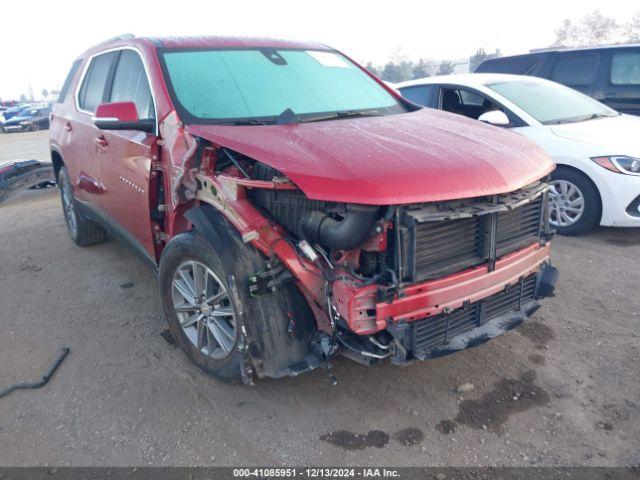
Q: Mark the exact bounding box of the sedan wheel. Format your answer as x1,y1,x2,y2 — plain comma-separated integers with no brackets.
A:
171,260,237,360
548,179,585,228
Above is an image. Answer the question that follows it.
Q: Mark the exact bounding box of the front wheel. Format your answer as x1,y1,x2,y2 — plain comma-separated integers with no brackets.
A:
548,167,601,235
159,231,244,382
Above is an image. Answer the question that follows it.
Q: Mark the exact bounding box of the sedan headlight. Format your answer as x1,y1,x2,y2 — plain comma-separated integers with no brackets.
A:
591,156,640,176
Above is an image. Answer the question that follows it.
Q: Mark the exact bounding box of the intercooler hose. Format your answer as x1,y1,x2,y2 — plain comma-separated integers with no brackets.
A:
301,204,379,251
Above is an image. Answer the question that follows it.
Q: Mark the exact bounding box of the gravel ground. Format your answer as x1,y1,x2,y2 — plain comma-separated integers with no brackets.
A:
0,131,639,467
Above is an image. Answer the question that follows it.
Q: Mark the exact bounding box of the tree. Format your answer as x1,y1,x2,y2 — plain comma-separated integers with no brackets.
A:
552,10,618,47
412,58,434,79
19,94,27,103
365,62,381,77
381,60,414,83
41,89,49,100
436,60,455,76
624,10,640,42
584,10,619,45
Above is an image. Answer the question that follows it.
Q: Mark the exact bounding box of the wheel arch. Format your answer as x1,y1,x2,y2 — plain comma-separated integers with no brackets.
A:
173,204,319,379
50,149,64,182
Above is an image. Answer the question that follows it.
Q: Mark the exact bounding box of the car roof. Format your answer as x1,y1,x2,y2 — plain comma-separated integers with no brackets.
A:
81,34,331,57
481,43,640,61
395,73,550,89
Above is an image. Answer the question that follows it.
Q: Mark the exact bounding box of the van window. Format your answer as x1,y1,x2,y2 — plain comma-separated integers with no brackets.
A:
551,54,600,86
58,60,82,103
477,56,538,74
399,85,436,107
110,50,155,119
611,52,640,85
78,52,118,113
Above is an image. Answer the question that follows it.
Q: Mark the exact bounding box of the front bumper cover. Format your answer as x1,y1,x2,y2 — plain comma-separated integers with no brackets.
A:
332,242,552,335
386,262,558,364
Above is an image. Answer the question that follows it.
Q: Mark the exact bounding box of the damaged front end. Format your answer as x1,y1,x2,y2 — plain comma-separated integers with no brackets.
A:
167,130,557,378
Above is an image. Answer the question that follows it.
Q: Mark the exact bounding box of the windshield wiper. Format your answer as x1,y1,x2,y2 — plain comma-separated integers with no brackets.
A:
221,118,270,126
550,112,617,124
583,113,618,121
302,110,382,123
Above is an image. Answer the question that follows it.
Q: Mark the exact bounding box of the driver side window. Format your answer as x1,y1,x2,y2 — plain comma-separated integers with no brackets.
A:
439,87,501,120
438,87,522,126
109,50,155,120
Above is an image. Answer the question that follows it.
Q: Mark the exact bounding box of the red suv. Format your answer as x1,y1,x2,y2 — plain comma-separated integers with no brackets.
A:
50,35,558,382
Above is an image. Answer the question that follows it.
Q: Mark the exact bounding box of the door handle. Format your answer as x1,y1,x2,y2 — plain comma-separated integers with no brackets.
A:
64,122,72,132
94,135,109,147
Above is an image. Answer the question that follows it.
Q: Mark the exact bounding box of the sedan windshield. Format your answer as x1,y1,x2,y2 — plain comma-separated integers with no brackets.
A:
487,80,618,125
160,48,406,124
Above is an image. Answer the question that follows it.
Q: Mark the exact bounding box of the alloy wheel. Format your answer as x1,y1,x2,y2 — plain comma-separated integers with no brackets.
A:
171,261,237,360
548,179,585,228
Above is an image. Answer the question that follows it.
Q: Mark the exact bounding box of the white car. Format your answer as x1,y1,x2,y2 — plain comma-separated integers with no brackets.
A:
396,74,640,234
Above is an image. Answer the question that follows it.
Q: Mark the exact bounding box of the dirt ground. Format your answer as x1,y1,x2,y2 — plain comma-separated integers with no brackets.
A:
0,131,639,467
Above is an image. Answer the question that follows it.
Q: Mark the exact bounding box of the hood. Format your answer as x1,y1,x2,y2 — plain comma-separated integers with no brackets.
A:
188,108,554,205
551,114,640,158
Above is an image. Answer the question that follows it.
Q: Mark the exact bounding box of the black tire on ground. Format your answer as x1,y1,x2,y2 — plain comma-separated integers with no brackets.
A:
158,226,316,383
550,166,601,236
57,166,106,246
159,231,245,382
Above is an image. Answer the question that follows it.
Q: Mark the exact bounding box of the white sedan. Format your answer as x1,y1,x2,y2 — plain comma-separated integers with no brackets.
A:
396,74,640,235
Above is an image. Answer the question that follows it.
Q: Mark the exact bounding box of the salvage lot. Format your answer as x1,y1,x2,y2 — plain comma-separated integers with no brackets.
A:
0,131,639,466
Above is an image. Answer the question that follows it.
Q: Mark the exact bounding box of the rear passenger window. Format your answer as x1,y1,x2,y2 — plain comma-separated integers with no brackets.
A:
399,85,436,107
57,60,82,103
109,50,155,119
551,54,600,86
611,52,640,85
78,52,118,113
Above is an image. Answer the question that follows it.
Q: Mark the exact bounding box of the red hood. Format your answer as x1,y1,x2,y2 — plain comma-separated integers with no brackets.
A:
188,109,554,205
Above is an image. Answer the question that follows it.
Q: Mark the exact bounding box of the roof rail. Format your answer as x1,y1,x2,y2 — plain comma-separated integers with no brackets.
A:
97,33,135,45
529,47,562,53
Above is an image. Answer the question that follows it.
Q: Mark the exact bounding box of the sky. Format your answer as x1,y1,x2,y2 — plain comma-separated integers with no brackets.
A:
1,0,637,100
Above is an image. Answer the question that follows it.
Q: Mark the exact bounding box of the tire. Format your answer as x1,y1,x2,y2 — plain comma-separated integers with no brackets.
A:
159,225,316,382
158,231,245,382
549,167,601,236
58,166,106,246
30,123,40,132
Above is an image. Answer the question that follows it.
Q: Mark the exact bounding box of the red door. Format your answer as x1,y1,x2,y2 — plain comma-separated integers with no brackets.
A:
95,49,158,259
97,129,157,258
68,51,120,204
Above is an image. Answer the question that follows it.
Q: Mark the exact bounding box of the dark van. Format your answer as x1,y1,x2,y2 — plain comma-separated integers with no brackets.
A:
475,44,640,116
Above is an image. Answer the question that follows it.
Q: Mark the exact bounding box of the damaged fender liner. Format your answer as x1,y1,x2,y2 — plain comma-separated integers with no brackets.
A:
0,160,55,204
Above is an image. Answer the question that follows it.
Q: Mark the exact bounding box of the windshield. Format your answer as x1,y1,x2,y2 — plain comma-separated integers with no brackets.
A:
160,48,406,124
487,79,618,125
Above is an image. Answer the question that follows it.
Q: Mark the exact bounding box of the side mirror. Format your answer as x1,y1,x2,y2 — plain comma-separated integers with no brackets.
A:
93,102,154,133
478,110,510,127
